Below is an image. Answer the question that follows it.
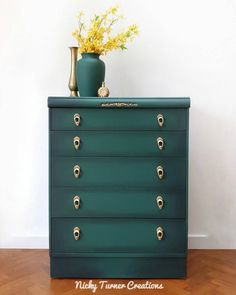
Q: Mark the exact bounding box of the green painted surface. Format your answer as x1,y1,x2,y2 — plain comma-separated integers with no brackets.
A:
50,257,187,278
51,108,187,131
48,97,190,108
48,97,190,278
52,157,186,189
51,218,186,254
52,188,186,218
51,130,186,157
76,53,105,97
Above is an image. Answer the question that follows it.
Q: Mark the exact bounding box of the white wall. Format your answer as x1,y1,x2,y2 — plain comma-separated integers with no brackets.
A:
0,0,235,249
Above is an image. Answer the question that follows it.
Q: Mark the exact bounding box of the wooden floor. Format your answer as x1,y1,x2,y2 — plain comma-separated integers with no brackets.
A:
0,250,235,295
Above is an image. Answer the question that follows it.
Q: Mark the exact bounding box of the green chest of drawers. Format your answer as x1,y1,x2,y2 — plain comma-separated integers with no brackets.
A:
48,97,190,278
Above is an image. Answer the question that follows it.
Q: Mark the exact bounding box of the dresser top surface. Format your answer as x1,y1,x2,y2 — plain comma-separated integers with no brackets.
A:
48,97,190,109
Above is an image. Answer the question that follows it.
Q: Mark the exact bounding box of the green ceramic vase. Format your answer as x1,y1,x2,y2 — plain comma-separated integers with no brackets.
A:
76,53,105,97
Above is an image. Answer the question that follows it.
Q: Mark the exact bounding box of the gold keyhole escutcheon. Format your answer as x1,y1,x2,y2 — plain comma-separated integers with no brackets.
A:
73,227,80,240
157,137,164,150
156,166,164,179
156,196,164,209
73,165,81,178
74,114,81,126
156,227,164,240
73,195,80,209
157,114,164,127
73,136,81,150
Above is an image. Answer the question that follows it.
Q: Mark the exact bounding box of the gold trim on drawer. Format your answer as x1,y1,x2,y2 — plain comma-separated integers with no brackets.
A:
101,102,138,108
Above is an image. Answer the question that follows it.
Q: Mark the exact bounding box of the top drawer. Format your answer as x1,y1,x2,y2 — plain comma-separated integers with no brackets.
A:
50,108,187,131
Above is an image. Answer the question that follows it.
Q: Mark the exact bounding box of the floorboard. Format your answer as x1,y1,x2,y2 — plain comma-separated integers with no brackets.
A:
0,250,235,295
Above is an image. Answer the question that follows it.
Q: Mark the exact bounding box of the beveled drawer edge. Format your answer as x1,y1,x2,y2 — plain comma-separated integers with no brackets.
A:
51,252,187,258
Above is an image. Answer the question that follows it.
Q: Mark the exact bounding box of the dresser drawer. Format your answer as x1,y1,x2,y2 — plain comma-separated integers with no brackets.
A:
51,218,187,254
51,131,186,157
50,108,187,131
52,157,186,189
52,188,186,218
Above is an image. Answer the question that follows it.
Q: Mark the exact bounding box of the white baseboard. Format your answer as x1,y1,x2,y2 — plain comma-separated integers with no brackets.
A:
188,234,208,249
0,235,49,249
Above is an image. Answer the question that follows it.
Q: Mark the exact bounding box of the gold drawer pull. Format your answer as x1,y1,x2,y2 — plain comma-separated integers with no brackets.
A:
73,136,81,150
74,113,81,126
73,165,81,178
156,196,164,209
156,227,164,240
157,137,164,150
73,195,80,209
73,227,80,240
156,165,164,179
157,114,164,127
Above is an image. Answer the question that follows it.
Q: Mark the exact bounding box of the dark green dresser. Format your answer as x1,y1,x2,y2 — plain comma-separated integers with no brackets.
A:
48,97,190,278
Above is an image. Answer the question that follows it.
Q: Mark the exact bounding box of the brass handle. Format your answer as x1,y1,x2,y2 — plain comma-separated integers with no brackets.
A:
156,166,164,179
156,196,164,209
157,137,164,150
73,227,80,240
73,165,81,178
74,113,81,126
73,195,80,209
157,114,164,127
156,227,164,240
73,136,81,150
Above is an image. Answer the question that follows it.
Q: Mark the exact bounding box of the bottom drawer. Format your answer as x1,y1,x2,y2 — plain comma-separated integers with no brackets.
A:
51,218,187,255
50,256,187,278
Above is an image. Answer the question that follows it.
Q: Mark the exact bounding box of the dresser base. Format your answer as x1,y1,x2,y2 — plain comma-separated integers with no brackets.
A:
50,256,187,278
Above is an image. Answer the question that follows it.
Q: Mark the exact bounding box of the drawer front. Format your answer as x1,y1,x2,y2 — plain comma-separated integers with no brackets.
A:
51,218,187,254
50,108,187,131
52,188,186,218
52,157,186,189
51,131,186,157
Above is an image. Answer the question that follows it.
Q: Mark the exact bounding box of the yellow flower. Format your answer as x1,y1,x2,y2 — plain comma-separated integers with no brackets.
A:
111,4,119,15
72,5,139,54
